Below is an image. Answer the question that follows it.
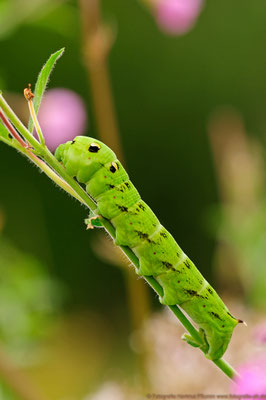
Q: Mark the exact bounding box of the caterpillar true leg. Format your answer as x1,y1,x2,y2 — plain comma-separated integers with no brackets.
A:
85,215,103,229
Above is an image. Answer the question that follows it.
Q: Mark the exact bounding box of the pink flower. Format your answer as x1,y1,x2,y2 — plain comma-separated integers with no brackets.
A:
253,322,266,345
37,88,88,151
154,0,204,35
231,357,266,396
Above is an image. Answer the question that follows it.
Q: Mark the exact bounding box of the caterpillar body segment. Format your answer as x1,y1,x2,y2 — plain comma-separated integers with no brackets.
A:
96,181,141,220
55,136,240,360
86,163,129,198
112,200,158,247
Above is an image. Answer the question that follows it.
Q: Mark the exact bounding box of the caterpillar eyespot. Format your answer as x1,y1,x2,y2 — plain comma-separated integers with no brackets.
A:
55,136,241,360
89,143,101,153
110,162,118,173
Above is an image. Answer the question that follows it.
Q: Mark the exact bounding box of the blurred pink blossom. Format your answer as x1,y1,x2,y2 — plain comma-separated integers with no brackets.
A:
231,357,266,396
37,88,88,151
154,0,204,35
253,322,266,345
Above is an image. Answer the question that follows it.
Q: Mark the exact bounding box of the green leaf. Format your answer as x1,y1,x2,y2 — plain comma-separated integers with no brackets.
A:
28,48,65,133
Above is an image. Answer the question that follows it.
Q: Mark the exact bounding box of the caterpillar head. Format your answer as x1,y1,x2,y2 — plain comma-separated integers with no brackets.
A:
55,136,118,183
55,136,108,161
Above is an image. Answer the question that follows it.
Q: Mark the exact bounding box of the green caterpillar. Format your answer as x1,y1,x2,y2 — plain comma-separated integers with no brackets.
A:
55,136,241,360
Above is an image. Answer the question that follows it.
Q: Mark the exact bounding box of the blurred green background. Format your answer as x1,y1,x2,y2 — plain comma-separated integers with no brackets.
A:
2,0,266,309
0,0,266,398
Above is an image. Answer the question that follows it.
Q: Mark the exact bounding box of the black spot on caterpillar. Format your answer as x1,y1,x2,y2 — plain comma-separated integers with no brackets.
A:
135,230,149,240
160,232,168,238
110,162,119,173
185,289,198,296
210,312,222,321
162,261,173,269
117,205,128,212
89,143,101,153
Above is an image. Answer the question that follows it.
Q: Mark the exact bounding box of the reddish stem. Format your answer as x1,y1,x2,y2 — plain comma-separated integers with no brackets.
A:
0,109,27,148
0,105,60,175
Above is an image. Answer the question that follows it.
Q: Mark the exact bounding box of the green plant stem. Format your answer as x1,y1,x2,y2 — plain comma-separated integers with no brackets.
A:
0,109,27,147
0,106,85,204
0,94,40,149
28,100,45,145
214,359,239,380
30,153,86,204
0,94,238,381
